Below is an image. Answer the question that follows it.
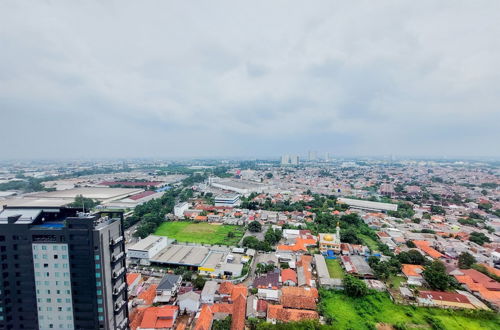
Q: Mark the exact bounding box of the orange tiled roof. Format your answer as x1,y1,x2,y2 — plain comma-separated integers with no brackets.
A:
140,305,178,329
413,240,444,259
480,264,500,278
281,269,298,284
280,295,317,310
194,305,213,330
218,282,235,295
138,284,158,305
277,238,316,252
231,294,247,330
127,273,140,286
231,285,248,301
267,305,319,322
401,264,424,277
281,286,319,299
129,307,147,330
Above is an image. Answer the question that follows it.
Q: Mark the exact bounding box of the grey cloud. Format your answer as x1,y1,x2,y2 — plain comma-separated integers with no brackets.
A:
0,0,499,159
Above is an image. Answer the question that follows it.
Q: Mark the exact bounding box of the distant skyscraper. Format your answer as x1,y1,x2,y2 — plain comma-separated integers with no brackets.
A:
325,152,331,162
0,206,129,330
280,154,290,166
308,150,317,161
281,154,299,166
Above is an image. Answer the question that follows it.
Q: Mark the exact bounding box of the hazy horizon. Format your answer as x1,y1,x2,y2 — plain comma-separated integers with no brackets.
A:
1,1,499,160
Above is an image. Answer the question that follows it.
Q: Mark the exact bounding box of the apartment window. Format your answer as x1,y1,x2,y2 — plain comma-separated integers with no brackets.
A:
95,255,100,260
42,246,47,251
95,272,101,278
97,307,103,313
98,316,104,321
96,290,102,295
53,246,58,251
54,255,58,259
95,264,100,269
62,255,68,260
34,263,40,268
61,246,67,251
44,264,48,268
57,307,62,312
65,298,71,303
96,281,101,286
42,255,48,260
97,298,102,304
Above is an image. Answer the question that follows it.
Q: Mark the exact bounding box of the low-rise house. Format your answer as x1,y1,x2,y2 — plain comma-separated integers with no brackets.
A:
401,264,425,286
266,305,319,324
281,269,298,286
246,295,268,319
200,281,219,304
297,255,314,287
253,270,280,289
138,305,179,330
155,274,182,303
417,291,476,309
127,273,142,296
340,255,374,278
177,291,200,314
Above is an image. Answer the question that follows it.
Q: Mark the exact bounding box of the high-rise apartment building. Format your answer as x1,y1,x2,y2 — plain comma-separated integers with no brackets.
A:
281,154,299,166
308,150,317,161
0,206,128,330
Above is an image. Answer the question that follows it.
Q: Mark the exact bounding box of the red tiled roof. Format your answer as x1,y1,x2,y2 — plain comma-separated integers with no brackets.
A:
256,299,268,312
100,181,162,187
138,284,158,305
401,264,424,278
127,273,141,286
218,282,235,295
419,291,471,304
194,305,213,330
281,295,317,310
413,240,444,259
129,307,147,330
459,269,500,291
140,305,178,329
267,305,319,322
130,190,157,200
281,269,297,284
281,287,319,299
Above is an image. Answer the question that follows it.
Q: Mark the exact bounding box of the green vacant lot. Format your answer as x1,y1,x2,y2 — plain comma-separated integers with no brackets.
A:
358,234,379,252
154,221,245,246
326,259,344,279
321,290,500,330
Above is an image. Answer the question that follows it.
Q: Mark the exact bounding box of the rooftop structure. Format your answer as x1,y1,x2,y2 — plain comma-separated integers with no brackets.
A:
337,197,398,212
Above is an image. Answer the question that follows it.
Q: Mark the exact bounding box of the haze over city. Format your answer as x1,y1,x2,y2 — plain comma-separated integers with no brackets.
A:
1,1,500,160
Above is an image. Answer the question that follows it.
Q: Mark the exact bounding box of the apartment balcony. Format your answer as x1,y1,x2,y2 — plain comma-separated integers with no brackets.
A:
113,267,126,280
110,236,124,247
114,300,127,313
117,318,128,330
112,251,125,263
113,282,126,296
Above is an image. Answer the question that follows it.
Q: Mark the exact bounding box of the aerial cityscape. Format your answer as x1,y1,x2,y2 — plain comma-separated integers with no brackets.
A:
1,1,500,330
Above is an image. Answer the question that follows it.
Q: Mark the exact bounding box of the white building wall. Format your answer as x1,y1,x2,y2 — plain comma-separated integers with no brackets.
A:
32,243,74,330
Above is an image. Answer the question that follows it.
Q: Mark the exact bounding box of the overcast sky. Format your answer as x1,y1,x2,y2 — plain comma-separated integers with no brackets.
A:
1,1,499,160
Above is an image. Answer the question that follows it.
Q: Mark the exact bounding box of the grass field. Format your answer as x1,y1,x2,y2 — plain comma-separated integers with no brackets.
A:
388,275,406,289
321,290,500,330
326,259,344,279
154,221,245,246
358,234,379,252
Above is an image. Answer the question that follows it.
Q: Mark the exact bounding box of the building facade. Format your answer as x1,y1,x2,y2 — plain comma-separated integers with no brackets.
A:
0,206,129,330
